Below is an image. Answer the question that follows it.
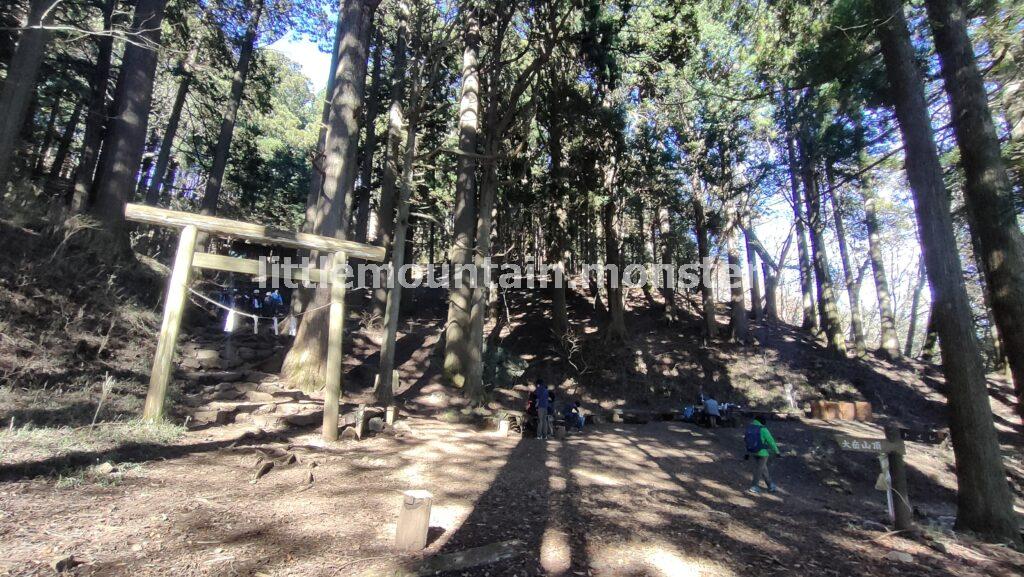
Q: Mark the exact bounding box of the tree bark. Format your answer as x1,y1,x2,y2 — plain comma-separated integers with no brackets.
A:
659,205,678,323
782,91,817,332
744,221,762,323
855,114,901,358
281,0,380,392
905,257,927,357
602,167,627,342
33,92,63,175
925,0,1024,422
726,221,747,343
145,45,197,206
199,1,263,216
442,8,480,390
920,310,939,363
827,166,866,356
89,0,167,238
302,12,345,234
547,83,569,336
693,196,716,340
371,6,409,319
45,98,83,185
0,0,55,188
353,28,383,243
874,0,1020,545
69,0,116,213
376,67,420,406
799,132,846,355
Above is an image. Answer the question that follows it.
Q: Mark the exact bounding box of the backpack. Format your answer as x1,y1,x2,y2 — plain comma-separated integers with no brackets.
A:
745,424,764,453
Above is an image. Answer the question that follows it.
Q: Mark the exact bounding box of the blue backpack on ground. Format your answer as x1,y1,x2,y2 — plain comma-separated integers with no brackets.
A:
745,424,764,453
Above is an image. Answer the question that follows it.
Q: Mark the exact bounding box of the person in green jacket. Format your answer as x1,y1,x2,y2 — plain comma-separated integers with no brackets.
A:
744,419,780,494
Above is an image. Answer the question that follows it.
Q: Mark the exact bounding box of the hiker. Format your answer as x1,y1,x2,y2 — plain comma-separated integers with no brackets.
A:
703,394,721,428
250,289,263,314
535,379,552,440
525,390,538,433
745,418,780,494
563,400,584,432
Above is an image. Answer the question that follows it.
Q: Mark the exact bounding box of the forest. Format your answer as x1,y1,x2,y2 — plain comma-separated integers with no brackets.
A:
1,0,1024,575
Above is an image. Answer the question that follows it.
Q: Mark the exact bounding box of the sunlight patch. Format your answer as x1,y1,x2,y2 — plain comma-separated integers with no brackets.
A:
541,527,571,573
574,468,622,486
588,542,735,576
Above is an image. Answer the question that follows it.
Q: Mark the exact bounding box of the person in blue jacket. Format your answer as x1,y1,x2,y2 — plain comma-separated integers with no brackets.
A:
535,379,551,440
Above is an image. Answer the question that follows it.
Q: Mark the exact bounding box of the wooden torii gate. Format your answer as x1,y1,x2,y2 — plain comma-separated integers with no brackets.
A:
125,203,386,441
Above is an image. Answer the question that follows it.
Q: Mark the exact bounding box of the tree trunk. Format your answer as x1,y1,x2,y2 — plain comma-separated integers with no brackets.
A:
827,166,867,356
969,225,1007,371
199,1,263,216
874,0,1021,545
302,13,346,234
782,92,817,332
145,45,197,206
89,0,167,238
855,114,901,358
281,0,380,392
0,0,55,187
371,7,409,319
744,222,762,323
45,98,84,185
548,89,569,336
905,257,927,357
377,67,420,406
69,0,116,213
799,133,846,355
353,28,383,243
693,196,716,340
727,222,747,342
602,168,627,342
920,311,939,363
659,205,678,323
925,0,1024,422
466,141,498,400
33,92,63,175
442,8,481,390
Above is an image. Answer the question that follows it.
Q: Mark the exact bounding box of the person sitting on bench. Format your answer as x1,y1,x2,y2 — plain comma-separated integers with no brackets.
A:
563,400,584,432
704,395,721,428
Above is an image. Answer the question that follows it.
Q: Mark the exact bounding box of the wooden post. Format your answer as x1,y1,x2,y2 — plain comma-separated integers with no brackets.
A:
386,405,397,426
142,225,198,422
395,490,433,552
322,252,347,441
354,403,367,439
885,425,913,532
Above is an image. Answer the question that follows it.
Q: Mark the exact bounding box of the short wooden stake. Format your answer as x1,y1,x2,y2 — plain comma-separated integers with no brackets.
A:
885,425,913,532
322,252,347,441
386,405,397,426
395,490,433,552
497,419,510,437
354,403,366,439
142,224,198,422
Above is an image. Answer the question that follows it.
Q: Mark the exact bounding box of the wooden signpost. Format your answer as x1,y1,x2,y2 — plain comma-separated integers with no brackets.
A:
125,204,386,441
835,425,912,532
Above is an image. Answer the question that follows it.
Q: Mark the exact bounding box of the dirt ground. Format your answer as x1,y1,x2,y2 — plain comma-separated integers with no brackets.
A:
2,412,1022,577
2,224,1023,576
